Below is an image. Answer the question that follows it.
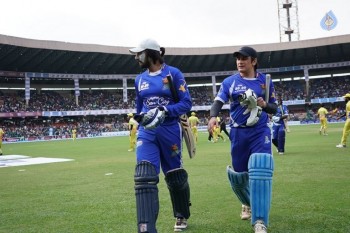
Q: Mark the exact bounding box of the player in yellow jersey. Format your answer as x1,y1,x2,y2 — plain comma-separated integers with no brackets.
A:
336,93,350,148
188,112,200,143
127,113,139,152
212,117,225,142
317,104,329,136
0,127,4,155
72,128,77,141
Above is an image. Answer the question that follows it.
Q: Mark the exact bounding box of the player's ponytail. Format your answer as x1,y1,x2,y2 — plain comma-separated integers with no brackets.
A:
160,47,165,57
147,47,165,64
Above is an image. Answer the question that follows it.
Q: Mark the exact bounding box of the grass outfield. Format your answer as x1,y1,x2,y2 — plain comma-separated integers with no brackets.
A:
1,123,349,233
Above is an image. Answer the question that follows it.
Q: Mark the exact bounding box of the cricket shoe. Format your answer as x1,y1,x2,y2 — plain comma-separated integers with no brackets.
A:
336,144,346,148
240,204,251,220
253,220,267,233
174,217,187,232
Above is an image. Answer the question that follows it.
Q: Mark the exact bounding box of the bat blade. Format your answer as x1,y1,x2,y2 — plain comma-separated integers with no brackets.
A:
179,114,196,159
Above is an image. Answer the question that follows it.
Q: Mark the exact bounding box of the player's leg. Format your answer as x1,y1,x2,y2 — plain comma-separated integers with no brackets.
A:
248,153,274,229
192,127,198,143
223,127,230,137
284,119,290,133
229,127,254,220
217,131,225,141
340,120,350,146
271,125,278,151
208,132,213,142
212,131,217,142
130,131,137,151
158,123,191,231
323,120,328,135
134,161,159,233
227,166,251,220
0,142,2,155
165,168,191,231
134,130,162,232
277,126,286,154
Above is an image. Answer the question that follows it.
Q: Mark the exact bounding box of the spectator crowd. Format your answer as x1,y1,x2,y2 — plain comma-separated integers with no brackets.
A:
1,75,349,140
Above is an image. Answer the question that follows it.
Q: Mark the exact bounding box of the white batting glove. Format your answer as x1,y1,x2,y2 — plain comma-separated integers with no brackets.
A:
272,116,281,123
245,106,262,126
239,89,257,109
141,107,166,129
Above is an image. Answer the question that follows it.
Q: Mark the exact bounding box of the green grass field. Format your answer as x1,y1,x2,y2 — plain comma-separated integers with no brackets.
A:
1,123,349,233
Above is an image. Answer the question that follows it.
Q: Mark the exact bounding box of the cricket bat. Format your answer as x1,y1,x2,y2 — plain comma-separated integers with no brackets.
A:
166,74,196,159
265,74,271,102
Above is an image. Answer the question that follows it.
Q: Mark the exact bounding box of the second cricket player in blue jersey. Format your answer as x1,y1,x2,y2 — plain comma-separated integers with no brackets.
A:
208,46,277,233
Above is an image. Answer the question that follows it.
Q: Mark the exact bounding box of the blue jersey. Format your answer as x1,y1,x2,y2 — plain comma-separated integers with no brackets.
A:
215,72,276,128
134,64,192,174
135,64,192,120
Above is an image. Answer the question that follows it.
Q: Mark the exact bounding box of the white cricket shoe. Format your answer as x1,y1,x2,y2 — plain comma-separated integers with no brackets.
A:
253,220,267,233
174,217,187,232
240,205,251,220
336,144,346,148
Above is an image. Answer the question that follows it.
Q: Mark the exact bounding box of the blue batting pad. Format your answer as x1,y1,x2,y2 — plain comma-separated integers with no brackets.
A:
227,166,250,206
248,153,274,226
134,161,159,233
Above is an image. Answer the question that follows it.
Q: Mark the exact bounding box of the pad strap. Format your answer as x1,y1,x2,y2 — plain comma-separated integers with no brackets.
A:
165,168,191,219
134,161,159,233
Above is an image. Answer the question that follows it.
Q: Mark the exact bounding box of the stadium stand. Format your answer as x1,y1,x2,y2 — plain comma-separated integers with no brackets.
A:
1,34,350,140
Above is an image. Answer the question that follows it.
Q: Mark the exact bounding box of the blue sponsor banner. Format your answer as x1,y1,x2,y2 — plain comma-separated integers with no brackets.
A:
283,100,305,106
311,97,343,104
320,10,338,31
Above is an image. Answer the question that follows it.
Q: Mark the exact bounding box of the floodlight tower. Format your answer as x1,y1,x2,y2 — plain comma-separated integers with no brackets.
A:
277,0,300,42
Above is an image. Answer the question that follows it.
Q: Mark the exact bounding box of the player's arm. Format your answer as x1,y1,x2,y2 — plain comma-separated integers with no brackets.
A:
135,76,143,114
337,113,346,120
208,100,224,133
164,70,192,117
257,97,277,114
260,84,277,114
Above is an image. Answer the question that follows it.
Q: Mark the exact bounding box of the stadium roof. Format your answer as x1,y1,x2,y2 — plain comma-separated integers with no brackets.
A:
0,34,350,76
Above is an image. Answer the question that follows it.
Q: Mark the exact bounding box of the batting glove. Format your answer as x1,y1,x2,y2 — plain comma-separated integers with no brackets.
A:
239,89,257,109
141,107,166,129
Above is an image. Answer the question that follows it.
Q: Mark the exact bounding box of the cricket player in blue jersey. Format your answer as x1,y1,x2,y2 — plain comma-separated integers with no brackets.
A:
208,46,277,233
129,38,192,233
271,97,289,155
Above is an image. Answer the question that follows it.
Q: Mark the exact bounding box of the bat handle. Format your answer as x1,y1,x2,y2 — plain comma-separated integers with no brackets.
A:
265,74,271,103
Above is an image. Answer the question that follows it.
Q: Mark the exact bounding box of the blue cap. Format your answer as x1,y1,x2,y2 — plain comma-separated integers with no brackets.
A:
233,46,257,58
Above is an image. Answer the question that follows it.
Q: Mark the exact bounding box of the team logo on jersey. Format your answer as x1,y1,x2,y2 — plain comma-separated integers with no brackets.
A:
140,81,149,91
136,140,143,147
171,144,180,157
264,136,270,144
